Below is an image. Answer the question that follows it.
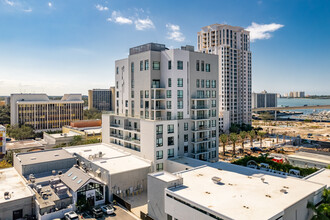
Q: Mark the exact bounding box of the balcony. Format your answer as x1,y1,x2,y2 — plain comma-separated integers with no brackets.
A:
191,96,210,100
110,133,123,139
124,126,140,132
191,105,209,110
191,115,210,120
152,106,166,110
124,137,141,144
192,126,209,131
191,148,209,155
110,123,121,128
152,95,165,100
191,137,210,143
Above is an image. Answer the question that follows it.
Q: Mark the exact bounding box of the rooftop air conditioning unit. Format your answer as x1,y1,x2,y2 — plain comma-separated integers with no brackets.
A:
212,176,222,184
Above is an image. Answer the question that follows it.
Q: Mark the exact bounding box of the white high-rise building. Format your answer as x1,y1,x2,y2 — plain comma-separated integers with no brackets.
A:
0,125,6,155
197,24,252,132
103,43,219,171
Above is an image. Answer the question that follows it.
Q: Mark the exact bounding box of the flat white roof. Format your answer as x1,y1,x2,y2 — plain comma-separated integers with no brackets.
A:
288,152,330,165
49,131,81,138
151,172,180,182
0,167,34,203
16,149,74,165
304,168,330,188
64,143,151,174
165,162,325,220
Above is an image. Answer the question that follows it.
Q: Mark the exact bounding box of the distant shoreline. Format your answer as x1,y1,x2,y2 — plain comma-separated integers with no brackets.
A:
280,96,330,100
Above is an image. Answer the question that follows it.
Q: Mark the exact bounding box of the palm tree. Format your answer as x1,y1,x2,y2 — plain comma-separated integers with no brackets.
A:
219,134,228,156
249,130,256,147
258,131,266,148
239,131,247,153
229,133,238,156
283,132,287,143
276,133,279,144
307,189,330,220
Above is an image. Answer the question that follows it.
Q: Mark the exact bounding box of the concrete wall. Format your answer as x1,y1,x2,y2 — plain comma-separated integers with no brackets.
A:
0,196,34,220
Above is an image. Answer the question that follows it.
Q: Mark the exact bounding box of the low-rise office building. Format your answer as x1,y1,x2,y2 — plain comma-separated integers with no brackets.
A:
6,139,47,153
64,143,151,202
10,93,84,131
0,125,6,155
304,168,330,189
0,167,35,220
148,158,326,220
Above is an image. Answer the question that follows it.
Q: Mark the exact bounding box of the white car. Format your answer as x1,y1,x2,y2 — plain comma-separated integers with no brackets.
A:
64,211,79,220
101,204,115,215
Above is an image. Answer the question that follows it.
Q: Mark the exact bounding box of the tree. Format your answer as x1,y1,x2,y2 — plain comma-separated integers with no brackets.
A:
239,131,248,153
249,130,256,147
84,108,102,120
219,134,228,156
307,188,330,220
258,131,266,148
229,133,238,156
7,124,35,140
0,105,10,125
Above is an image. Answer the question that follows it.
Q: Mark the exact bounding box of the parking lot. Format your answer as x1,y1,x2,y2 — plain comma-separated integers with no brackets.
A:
78,205,139,220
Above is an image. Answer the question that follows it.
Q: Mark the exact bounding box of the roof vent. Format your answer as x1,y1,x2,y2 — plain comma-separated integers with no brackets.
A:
243,205,249,209
280,189,288,194
30,157,36,160
265,194,271,198
212,176,222,184
261,177,265,183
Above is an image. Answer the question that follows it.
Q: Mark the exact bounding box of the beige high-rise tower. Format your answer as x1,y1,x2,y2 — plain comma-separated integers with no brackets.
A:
198,24,252,132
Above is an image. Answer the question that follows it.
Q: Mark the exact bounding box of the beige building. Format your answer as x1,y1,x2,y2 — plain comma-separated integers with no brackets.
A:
88,87,115,111
198,24,252,131
10,93,84,131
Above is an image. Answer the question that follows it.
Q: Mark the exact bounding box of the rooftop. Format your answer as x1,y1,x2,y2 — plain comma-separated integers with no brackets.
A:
288,151,330,165
304,168,330,188
64,143,151,174
16,149,74,165
151,172,181,182
129,43,167,55
48,131,82,138
165,162,325,220
0,167,34,204
6,139,46,151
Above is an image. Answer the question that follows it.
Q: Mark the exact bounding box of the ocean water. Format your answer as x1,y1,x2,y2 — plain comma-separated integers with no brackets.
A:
277,98,330,115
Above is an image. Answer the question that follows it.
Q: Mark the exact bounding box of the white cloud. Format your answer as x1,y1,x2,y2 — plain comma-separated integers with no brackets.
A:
48,2,52,7
23,8,32,12
96,4,108,11
4,0,14,6
134,18,154,30
107,11,133,24
166,23,185,42
246,22,284,42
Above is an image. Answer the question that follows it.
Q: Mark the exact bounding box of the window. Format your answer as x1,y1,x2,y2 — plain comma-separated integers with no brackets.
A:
177,111,183,119
201,61,204,71
196,60,200,71
201,80,204,88
145,101,149,108
184,134,188,142
166,90,172,98
206,63,210,72
116,91,119,98
212,109,216,117
184,122,188,131
131,91,134,98
177,90,183,98
211,100,216,107
145,90,149,98
168,78,172,87
156,125,163,135
168,137,174,145
116,67,119,74
156,150,163,160
156,163,163,171
140,61,143,71
168,124,174,133
196,79,200,88
125,100,128,107
212,80,216,88
153,61,160,70
145,60,149,70
177,100,183,109
206,80,210,88
168,149,174,158
177,61,183,70
116,81,118,89
156,137,163,147
184,145,188,153
177,78,183,87
131,62,134,73
206,91,210,98
168,60,172,70
212,91,216,98
166,101,172,109
167,112,172,120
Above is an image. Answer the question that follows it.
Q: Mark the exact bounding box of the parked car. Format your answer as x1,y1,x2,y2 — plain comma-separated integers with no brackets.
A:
64,211,79,220
101,204,115,215
92,207,103,218
250,147,263,152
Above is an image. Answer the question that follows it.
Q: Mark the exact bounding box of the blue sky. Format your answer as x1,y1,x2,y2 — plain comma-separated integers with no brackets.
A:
0,0,329,96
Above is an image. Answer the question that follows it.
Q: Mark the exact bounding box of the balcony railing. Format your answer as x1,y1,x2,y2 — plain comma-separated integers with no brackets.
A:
192,126,209,131
191,115,210,120
124,126,141,132
191,137,210,143
191,105,209,110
